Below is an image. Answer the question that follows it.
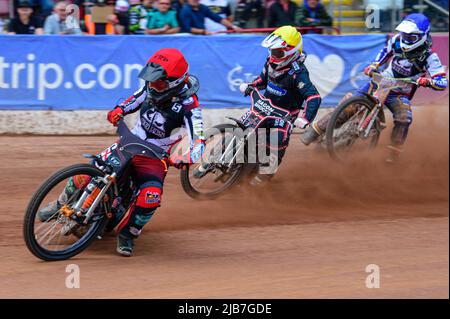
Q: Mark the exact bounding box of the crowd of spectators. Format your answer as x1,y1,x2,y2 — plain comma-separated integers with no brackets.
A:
1,0,335,35
1,0,449,35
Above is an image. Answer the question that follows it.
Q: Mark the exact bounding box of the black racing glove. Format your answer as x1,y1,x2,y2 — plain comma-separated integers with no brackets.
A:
244,84,254,97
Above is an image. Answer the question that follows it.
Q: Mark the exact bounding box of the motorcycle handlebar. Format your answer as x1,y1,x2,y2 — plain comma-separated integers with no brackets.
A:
369,72,418,85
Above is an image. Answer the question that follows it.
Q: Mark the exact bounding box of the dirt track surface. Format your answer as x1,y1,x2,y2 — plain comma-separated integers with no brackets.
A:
0,105,448,298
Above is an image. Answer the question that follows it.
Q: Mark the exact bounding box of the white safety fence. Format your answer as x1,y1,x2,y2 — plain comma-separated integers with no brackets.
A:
0,109,332,135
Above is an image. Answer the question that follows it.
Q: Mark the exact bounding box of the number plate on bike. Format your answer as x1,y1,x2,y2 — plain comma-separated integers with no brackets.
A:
241,111,262,128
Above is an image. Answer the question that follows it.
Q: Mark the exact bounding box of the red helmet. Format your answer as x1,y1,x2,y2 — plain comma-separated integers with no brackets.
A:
138,48,189,106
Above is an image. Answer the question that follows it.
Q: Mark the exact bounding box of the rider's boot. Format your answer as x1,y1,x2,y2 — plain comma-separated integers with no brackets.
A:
301,122,323,146
38,175,91,222
192,162,210,179
386,120,409,164
116,205,157,257
37,200,61,223
385,145,403,164
116,233,135,257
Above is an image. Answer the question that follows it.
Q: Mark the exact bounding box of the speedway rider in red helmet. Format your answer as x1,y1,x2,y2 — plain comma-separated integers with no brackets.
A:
109,48,205,256
39,48,205,257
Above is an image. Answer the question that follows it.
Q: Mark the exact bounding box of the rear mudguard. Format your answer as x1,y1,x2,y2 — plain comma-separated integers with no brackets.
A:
226,116,246,130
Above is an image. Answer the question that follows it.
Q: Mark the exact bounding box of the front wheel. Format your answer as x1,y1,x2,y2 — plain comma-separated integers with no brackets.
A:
326,96,382,162
180,123,247,200
23,164,111,261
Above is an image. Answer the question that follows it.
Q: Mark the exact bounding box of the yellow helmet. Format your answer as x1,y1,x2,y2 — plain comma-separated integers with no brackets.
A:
262,26,303,69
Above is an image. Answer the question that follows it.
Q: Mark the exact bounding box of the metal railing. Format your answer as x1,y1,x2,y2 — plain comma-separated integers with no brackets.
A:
414,0,449,32
214,26,342,35
423,0,450,15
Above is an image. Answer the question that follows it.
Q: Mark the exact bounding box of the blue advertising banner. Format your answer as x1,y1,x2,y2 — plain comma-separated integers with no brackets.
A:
0,34,387,110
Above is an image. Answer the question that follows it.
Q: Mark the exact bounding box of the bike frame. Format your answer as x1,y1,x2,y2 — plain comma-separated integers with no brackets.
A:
70,120,167,226
217,88,293,168
82,173,116,224
357,73,417,138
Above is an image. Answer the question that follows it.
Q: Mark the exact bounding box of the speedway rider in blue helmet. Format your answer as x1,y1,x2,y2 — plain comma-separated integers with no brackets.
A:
301,13,448,162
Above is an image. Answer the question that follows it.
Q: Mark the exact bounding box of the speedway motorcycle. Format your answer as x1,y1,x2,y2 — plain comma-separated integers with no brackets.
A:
23,120,167,261
180,85,297,200
325,72,418,162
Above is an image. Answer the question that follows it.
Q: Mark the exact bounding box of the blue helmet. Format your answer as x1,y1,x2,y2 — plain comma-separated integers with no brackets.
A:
395,13,430,53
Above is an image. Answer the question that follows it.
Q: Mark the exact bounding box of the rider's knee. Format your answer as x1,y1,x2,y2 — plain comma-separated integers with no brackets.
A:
393,109,413,125
390,96,412,122
136,182,163,209
72,175,91,189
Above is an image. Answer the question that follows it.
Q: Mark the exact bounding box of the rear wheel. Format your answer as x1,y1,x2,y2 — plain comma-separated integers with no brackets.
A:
23,164,111,261
180,124,247,200
326,96,381,162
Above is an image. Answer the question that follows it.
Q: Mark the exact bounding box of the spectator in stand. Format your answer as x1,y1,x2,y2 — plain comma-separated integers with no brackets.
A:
296,0,332,33
105,13,120,34
17,0,55,21
82,0,117,34
200,0,232,33
128,0,147,34
235,0,265,28
142,0,157,12
171,0,185,12
37,0,55,19
44,0,82,34
179,0,241,34
146,0,180,34
268,0,297,28
170,0,184,25
8,0,43,34
114,0,130,34
0,0,9,33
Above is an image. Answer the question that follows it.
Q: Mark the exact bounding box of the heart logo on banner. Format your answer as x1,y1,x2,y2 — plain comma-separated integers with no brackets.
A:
304,54,345,99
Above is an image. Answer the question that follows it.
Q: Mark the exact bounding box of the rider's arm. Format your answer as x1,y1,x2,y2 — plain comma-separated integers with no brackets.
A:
371,34,398,67
183,95,205,145
249,62,269,89
425,53,448,91
295,68,322,124
183,95,205,163
118,86,147,115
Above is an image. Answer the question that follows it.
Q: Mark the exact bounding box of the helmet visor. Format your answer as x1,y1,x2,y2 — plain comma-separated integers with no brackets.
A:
138,62,167,82
270,48,287,59
401,32,420,45
148,79,169,92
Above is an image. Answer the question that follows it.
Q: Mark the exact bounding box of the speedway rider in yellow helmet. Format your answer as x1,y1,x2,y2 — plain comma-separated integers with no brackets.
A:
243,26,322,185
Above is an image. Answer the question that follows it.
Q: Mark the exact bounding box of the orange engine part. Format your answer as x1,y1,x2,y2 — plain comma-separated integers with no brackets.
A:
82,187,101,210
